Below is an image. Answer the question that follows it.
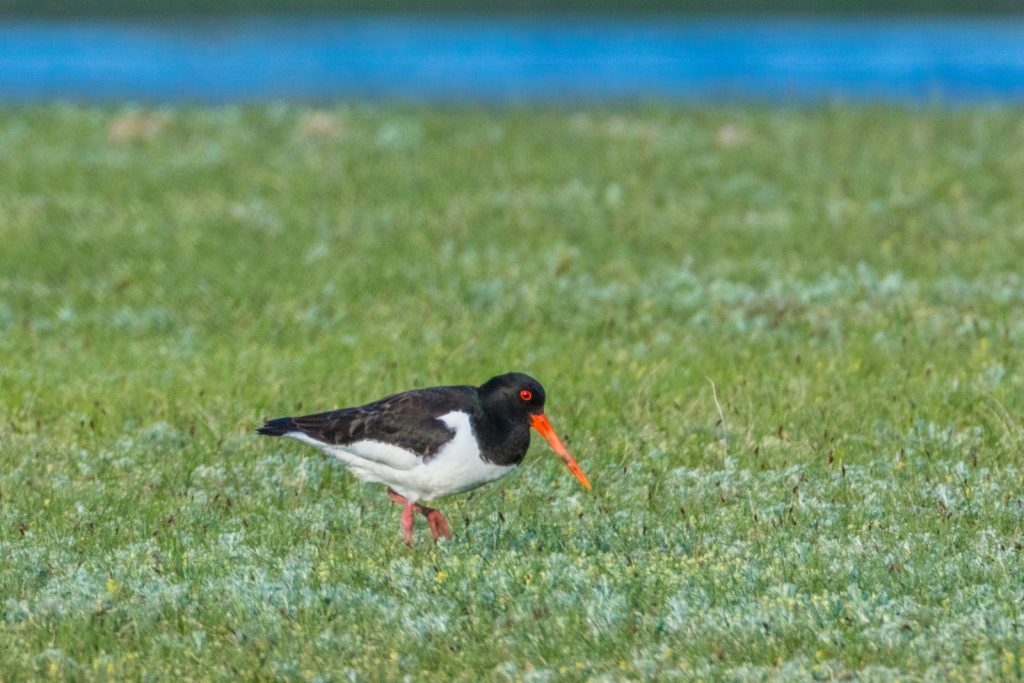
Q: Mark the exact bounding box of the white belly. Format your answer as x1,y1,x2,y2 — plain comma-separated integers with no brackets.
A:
286,410,515,503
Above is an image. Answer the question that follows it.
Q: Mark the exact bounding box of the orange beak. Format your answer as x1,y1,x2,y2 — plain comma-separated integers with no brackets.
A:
530,413,592,490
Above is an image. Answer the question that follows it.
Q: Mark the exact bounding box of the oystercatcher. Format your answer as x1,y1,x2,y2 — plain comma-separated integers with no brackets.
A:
258,372,590,545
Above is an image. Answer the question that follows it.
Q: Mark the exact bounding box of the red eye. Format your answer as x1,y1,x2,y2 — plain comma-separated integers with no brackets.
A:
519,389,532,401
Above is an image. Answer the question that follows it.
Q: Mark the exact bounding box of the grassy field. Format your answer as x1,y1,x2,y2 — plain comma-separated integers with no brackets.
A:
1,105,1023,680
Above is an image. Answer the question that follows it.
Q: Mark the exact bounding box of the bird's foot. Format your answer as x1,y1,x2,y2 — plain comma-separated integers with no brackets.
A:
422,508,452,542
389,488,450,544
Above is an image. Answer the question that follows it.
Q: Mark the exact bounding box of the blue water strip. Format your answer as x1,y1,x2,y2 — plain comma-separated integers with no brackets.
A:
0,16,1022,103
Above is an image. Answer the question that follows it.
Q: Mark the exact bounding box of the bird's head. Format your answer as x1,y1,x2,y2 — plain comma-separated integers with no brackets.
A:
478,372,591,490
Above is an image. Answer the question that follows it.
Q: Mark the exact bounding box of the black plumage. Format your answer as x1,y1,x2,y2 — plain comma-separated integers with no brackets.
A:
258,372,546,467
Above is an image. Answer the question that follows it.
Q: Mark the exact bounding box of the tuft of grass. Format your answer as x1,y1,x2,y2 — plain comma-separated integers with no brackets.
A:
1,104,1023,679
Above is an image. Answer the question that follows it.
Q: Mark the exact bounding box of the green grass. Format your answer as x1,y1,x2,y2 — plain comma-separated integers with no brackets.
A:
1,104,1024,680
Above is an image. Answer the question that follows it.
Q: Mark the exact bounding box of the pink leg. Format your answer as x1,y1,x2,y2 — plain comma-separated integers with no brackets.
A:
400,503,415,547
423,508,452,541
387,488,451,543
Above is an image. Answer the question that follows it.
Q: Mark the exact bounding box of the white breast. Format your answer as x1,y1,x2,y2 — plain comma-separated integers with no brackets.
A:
285,410,515,503
416,411,515,500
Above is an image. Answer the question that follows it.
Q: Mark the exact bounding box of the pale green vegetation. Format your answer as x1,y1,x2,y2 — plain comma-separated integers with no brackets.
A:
1,105,1023,680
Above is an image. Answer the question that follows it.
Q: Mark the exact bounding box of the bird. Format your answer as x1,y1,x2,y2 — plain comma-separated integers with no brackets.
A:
257,372,591,546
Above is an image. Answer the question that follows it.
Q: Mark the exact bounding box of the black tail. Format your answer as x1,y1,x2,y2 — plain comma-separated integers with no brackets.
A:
257,416,298,436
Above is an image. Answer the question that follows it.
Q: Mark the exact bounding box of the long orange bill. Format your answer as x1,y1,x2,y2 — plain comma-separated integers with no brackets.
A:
530,413,592,490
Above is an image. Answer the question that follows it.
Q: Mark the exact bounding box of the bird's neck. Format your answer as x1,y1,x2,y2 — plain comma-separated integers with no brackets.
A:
474,411,530,466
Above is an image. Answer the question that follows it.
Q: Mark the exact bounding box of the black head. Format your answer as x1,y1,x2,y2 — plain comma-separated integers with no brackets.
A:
478,372,546,418
478,372,592,490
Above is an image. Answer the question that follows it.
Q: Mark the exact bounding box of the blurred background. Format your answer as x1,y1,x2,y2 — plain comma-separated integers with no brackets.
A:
1,1,1022,104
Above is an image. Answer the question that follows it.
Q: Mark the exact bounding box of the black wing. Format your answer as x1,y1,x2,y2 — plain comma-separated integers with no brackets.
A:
258,386,478,460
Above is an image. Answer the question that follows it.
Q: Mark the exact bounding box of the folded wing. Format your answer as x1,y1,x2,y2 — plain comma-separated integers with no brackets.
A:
258,387,471,469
